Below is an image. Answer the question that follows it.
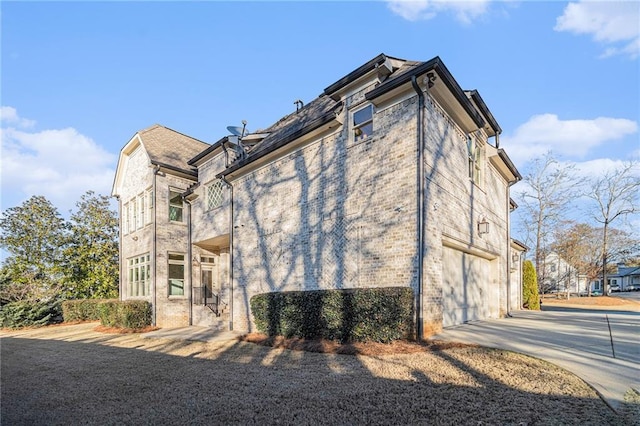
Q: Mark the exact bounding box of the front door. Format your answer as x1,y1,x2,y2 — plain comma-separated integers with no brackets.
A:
201,266,217,305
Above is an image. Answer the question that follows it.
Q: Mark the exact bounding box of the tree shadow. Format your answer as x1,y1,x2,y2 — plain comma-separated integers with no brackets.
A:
1,328,629,425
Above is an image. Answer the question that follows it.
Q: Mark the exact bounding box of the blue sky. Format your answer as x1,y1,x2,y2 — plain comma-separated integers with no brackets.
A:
2,1,639,234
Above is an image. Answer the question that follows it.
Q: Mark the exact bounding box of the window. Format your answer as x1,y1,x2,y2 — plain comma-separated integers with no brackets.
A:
168,253,185,296
129,201,136,233
122,188,153,235
123,203,129,235
128,254,150,297
468,137,483,185
136,193,144,229
169,190,183,222
206,179,225,211
145,190,154,225
352,105,373,142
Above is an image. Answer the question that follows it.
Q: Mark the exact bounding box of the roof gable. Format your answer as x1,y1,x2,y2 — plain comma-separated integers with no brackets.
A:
138,124,209,172
112,124,209,196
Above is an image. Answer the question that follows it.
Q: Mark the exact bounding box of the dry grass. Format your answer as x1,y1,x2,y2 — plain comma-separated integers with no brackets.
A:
1,323,634,425
542,294,640,308
240,332,475,356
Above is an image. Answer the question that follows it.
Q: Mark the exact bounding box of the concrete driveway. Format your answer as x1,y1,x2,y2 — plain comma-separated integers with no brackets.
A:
431,307,640,411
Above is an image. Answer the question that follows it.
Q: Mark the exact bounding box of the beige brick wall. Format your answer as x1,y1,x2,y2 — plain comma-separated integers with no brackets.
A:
229,88,510,335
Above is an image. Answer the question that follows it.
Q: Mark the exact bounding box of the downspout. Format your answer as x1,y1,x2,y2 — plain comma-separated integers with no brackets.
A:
219,175,234,331
116,195,123,301
411,75,425,341
152,165,160,326
183,195,193,326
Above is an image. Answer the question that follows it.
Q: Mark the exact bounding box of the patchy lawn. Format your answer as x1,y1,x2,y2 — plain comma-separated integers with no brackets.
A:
542,294,640,310
1,323,635,425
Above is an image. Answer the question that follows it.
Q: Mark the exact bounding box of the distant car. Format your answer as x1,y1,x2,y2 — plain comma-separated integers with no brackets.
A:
627,284,640,292
609,284,620,292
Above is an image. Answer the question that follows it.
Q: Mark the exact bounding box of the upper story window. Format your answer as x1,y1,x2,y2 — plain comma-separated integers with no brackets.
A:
122,189,153,235
169,189,183,222
467,137,483,186
352,104,373,142
206,179,225,211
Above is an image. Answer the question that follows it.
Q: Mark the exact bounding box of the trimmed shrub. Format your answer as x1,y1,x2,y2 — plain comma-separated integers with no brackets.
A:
97,300,151,329
62,299,113,322
0,301,61,329
523,260,540,310
250,287,414,343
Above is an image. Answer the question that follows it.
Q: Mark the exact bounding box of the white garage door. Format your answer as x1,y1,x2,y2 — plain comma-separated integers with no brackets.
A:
442,246,490,327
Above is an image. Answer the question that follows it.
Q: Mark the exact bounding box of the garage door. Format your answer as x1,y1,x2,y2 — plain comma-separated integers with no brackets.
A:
442,246,490,327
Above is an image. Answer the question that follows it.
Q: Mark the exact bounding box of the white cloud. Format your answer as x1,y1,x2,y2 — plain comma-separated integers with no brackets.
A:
501,114,638,166
555,1,640,59
0,106,36,128
1,107,116,214
386,0,491,24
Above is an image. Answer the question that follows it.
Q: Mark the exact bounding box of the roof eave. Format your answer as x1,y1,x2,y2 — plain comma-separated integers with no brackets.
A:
468,90,502,135
152,160,198,179
219,106,341,178
324,53,390,99
188,137,227,166
366,57,486,130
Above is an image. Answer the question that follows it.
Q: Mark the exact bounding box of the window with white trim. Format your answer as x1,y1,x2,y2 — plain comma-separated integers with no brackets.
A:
146,190,153,224
123,202,130,235
169,189,183,222
136,193,144,229
168,253,185,296
467,137,483,186
129,200,136,233
352,104,373,142
128,253,150,297
122,188,153,235
206,179,225,211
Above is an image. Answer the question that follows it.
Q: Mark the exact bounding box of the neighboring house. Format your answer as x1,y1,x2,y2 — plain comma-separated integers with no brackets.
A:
541,252,584,294
112,53,522,337
591,263,640,292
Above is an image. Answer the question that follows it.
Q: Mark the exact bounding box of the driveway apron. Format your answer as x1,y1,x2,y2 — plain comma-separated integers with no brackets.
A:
431,308,640,411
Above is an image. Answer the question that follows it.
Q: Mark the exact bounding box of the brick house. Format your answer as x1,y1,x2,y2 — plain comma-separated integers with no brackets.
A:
112,54,522,337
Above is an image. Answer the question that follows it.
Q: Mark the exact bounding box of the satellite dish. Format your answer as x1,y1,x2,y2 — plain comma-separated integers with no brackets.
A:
227,126,247,137
226,120,250,138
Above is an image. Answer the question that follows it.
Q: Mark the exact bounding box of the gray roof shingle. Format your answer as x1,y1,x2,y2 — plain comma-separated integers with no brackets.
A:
139,124,209,174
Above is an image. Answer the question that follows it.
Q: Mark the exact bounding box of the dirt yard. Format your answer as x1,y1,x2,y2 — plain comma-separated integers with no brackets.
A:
2,323,637,425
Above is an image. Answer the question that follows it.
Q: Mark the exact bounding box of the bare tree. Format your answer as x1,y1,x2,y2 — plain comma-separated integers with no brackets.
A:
518,152,582,294
552,222,639,295
585,161,640,295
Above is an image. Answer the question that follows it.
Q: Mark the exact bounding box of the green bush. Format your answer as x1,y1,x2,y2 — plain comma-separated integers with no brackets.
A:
0,301,61,329
62,299,114,322
250,287,414,343
97,300,151,329
523,260,540,310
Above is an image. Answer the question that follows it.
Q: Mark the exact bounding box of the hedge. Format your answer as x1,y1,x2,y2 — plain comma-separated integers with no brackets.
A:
62,299,151,329
0,301,61,329
62,299,113,322
250,287,414,343
97,300,152,329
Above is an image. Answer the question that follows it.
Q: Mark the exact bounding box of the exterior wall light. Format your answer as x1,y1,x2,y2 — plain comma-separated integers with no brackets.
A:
477,219,489,235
